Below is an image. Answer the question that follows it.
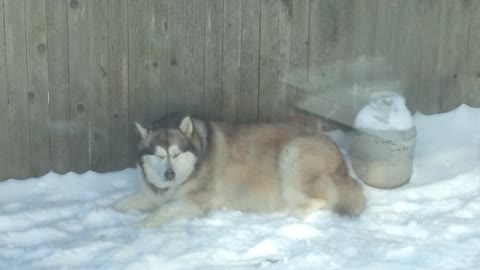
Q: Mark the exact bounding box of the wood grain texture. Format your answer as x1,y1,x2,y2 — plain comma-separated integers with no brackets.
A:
0,0,11,180
462,0,480,108
277,0,293,119
374,0,417,111
204,0,224,120
259,0,279,121
47,0,70,174
185,0,206,117
166,0,186,114
305,0,356,125
128,0,149,165
372,0,399,82
436,0,472,112
417,0,443,114
128,0,149,124
68,0,90,173
25,0,50,177
108,0,130,170
238,0,260,122
4,0,31,179
352,0,377,112
222,0,241,121
89,0,109,172
147,0,168,122
286,0,310,118
308,0,355,91
401,0,424,113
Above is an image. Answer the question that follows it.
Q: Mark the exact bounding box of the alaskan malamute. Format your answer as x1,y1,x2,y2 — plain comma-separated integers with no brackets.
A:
114,114,366,227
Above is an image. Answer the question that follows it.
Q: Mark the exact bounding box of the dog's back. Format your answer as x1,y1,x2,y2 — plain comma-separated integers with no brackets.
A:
207,121,366,216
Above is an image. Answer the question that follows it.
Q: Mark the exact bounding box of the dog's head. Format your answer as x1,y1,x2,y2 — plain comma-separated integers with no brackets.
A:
135,115,199,189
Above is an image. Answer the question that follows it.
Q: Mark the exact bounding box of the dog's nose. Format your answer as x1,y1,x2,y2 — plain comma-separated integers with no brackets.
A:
164,169,175,181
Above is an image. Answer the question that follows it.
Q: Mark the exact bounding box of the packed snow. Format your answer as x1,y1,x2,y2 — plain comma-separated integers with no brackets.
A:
1,104,480,270
354,91,414,131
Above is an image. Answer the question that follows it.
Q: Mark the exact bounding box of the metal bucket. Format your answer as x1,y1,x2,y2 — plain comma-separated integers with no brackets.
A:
350,126,417,189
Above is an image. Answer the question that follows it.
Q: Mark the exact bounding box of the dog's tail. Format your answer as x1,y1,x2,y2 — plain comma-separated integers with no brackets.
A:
333,175,366,216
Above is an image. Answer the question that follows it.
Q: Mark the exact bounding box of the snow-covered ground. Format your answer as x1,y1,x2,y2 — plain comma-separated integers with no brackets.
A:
1,104,480,270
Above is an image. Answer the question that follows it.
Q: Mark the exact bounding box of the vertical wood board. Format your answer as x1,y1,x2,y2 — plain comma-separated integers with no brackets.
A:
89,0,109,171
222,0,241,121
185,0,206,117
166,0,186,114
204,0,224,120
238,0,260,122
68,0,90,173
46,0,71,174
0,0,11,180
4,0,31,179
108,0,130,169
147,0,168,122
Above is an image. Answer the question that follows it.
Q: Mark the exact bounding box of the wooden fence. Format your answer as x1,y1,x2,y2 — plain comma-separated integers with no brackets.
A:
0,0,479,180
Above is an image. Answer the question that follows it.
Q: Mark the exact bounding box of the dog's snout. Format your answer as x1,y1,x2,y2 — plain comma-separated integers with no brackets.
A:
164,169,175,181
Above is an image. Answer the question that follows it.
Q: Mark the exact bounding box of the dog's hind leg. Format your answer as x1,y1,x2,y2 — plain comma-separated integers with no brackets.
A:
283,173,339,219
280,136,366,219
113,192,155,213
280,143,338,219
330,174,366,216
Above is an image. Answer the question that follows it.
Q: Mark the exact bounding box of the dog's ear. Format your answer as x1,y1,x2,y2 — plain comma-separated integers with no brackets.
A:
135,122,148,138
179,116,194,137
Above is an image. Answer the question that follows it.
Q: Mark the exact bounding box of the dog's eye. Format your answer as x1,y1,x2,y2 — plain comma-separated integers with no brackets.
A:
155,155,166,159
172,153,181,159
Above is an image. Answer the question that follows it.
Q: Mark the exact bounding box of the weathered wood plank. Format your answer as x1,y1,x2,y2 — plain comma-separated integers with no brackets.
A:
417,0,443,114
286,0,310,120
307,0,324,87
369,0,408,107
166,0,186,114
128,0,149,124
238,0,260,122
277,0,293,120
437,0,472,112
108,0,130,170
371,0,415,111
89,0,109,172
26,0,50,177
372,0,398,83
399,0,424,113
222,0,241,121
0,0,11,180
128,0,149,164
308,1,353,90
204,0,223,120
259,0,279,121
352,0,377,112
68,0,90,173
462,0,480,108
185,0,205,116
147,0,168,122
4,0,31,179
302,0,356,126
386,0,410,79
47,0,70,174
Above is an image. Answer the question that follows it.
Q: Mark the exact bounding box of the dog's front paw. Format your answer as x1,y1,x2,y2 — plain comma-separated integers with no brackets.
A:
113,200,132,213
112,192,154,213
135,219,153,229
136,215,172,228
